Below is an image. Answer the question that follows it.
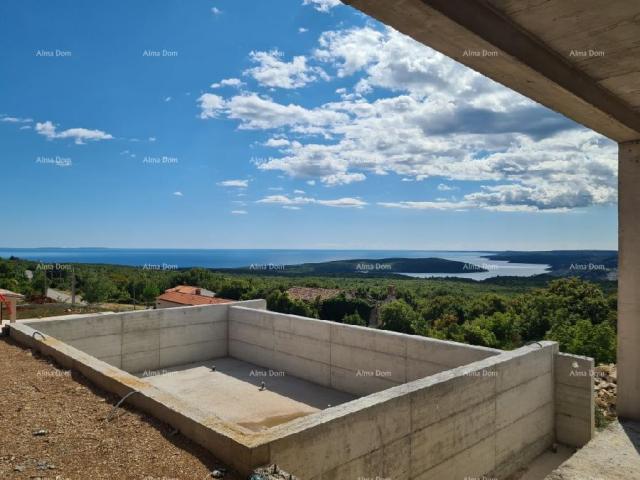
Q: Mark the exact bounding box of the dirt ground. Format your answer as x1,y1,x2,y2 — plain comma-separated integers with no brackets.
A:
0,336,240,480
546,420,640,480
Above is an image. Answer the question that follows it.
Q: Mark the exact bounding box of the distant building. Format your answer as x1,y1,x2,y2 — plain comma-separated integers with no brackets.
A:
286,286,342,302
155,285,232,309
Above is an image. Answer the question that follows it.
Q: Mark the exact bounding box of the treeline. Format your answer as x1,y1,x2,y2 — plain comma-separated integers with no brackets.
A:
0,257,617,363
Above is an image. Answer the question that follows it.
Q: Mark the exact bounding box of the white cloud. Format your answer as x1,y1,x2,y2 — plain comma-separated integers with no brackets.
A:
211,78,244,89
265,137,290,148
245,50,327,89
164,96,172,102
173,191,183,197
1,115,32,123
293,189,305,194
317,197,367,208
35,121,113,145
303,0,341,13
231,210,248,215
197,94,226,119
257,194,366,208
148,136,157,142
197,25,616,210
283,206,301,210
218,179,249,188
221,93,348,130
211,7,222,15
299,27,309,33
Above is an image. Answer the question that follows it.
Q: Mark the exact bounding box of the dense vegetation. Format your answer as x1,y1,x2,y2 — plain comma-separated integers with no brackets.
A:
0,256,617,364
223,257,486,275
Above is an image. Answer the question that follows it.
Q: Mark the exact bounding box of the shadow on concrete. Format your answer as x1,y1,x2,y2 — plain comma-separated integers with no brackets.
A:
620,419,640,456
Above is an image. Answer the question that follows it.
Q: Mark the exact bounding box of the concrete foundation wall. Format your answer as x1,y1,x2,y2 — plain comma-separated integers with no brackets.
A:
554,352,595,447
229,306,501,396
22,300,266,373
13,304,595,478
266,343,559,480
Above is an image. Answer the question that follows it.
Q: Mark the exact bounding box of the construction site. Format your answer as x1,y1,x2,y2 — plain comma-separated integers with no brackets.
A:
3,300,596,478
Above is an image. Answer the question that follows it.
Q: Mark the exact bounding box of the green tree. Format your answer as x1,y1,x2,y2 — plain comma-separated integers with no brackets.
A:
379,300,419,334
462,323,498,348
266,291,317,317
82,273,115,304
343,312,366,326
218,279,252,300
546,318,616,364
319,294,372,322
142,283,161,304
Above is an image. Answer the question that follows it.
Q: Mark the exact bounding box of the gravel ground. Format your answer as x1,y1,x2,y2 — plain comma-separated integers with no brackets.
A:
0,336,240,480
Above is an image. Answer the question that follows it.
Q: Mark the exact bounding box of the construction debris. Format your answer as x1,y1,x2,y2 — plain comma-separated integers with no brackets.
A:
594,364,617,423
250,465,298,480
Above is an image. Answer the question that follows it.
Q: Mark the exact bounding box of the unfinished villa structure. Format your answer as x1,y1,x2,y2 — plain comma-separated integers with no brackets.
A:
9,301,593,479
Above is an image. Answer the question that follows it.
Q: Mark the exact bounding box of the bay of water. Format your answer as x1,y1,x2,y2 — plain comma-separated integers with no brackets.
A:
0,248,549,280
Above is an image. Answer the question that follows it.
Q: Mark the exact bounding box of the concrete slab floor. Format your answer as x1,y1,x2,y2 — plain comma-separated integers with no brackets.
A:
545,420,640,480
135,357,356,432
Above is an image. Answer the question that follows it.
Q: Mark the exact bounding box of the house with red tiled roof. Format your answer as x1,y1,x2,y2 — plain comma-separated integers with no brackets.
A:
155,285,232,309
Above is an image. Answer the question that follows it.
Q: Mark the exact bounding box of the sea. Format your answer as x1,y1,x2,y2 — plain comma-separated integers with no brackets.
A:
0,248,550,280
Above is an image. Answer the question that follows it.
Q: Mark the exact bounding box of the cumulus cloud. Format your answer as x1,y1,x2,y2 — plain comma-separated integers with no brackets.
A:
218,179,249,188
302,0,341,12
231,210,248,214
265,137,290,147
197,25,616,211
173,191,183,197
198,94,226,119
245,50,327,89
35,121,113,145
257,194,366,208
201,92,348,131
211,78,244,89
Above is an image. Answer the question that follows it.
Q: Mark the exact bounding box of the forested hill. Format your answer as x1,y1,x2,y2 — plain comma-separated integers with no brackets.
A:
485,250,617,278
221,257,486,276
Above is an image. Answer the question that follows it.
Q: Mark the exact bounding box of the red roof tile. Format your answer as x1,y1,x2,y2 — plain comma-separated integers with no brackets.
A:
157,292,233,306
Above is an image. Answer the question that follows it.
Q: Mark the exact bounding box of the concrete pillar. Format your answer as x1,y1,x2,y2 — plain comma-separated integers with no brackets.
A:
618,140,640,420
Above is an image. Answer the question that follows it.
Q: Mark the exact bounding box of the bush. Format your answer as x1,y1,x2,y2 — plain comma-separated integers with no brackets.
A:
342,312,366,326
319,295,372,322
379,300,419,334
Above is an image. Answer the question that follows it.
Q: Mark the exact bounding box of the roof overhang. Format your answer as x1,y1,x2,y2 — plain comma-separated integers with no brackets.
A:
343,0,640,142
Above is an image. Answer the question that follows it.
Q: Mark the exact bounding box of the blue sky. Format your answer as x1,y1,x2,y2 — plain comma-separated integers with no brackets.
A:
0,0,618,250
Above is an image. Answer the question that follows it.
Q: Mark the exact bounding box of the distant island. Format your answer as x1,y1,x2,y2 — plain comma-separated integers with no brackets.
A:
486,250,617,279
220,257,487,276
